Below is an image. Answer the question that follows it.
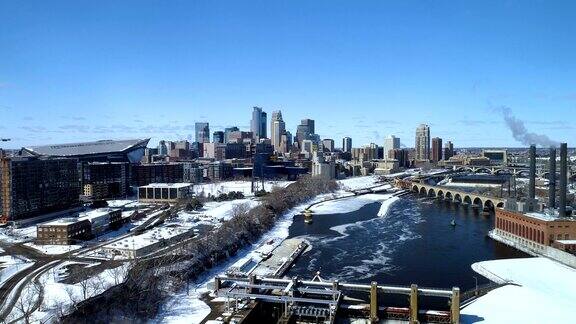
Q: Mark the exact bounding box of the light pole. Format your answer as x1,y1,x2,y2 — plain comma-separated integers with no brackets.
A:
473,276,478,296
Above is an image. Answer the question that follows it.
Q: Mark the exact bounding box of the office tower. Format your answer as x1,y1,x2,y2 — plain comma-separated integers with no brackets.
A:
224,126,240,143
213,131,225,144
431,137,443,162
384,135,400,160
322,139,335,152
251,107,267,140
195,122,210,143
415,124,430,161
342,137,352,153
270,111,286,152
296,119,315,144
444,141,454,160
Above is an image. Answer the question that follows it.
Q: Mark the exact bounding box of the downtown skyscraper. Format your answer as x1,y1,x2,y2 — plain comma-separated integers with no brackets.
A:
195,122,210,143
251,107,267,140
270,111,286,152
415,124,430,161
431,137,443,162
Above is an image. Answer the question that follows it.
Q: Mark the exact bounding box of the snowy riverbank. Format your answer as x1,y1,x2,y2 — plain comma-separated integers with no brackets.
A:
154,176,395,323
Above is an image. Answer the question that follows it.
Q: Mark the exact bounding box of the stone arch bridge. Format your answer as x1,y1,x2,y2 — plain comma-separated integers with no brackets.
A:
411,183,506,210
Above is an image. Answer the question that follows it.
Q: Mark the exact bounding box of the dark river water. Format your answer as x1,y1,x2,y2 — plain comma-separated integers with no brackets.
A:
285,195,527,309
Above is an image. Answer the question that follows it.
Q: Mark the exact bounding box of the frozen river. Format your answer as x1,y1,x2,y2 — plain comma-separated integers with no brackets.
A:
285,194,528,309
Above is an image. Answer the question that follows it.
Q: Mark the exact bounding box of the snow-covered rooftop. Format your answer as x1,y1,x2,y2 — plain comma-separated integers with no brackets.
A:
139,183,193,189
463,257,576,323
105,226,191,250
525,211,576,222
78,208,119,222
40,217,80,226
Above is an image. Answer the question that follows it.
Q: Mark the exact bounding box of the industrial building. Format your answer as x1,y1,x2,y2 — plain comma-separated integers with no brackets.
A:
37,218,91,245
36,208,122,244
102,225,194,258
138,183,193,203
1,156,81,224
20,138,150,163
494,144,576,253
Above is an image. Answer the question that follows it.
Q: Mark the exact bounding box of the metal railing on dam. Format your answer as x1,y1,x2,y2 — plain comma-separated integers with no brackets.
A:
213,274,460,323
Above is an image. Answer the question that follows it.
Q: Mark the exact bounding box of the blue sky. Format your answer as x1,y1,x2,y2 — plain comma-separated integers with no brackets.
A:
0,0,575,149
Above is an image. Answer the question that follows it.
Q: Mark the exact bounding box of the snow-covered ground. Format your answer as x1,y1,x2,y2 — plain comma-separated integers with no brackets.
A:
337,176,381,191
0,255,35,288
24,243,82,255
462,257,576,323
4,261,130,323
192,180,292,198
0,226,37,243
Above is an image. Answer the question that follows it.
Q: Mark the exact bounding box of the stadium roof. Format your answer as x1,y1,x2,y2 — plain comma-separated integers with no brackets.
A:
22,139,150,157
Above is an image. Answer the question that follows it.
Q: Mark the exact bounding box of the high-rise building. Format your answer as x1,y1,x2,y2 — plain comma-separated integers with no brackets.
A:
415,124,431,161
224,127,240,144
279,131,293,154
195,122,210,143
342,137,352,153
444,141,454,160
431,137,443,162
1,157,81,223
322,139,335,152
251,107,267,140
270,111,286,152
158,140,168,156
384,135,400,160
213,131,225,144
296,119,315,144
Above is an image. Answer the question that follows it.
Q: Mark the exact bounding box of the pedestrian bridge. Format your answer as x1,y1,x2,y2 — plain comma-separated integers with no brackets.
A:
410,183,506,210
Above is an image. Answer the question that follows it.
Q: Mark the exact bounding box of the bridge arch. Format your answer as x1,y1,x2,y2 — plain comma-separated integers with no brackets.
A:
474,168,491,174
494,169,511,175
454,194,462,203
496,202,504,208
412,185,419,193
484,200,495,211
473,197,483,208
428,188,436,198
437,190,444,199
445,192,453,201
516,170,530,177
419,187,427,196
463,195,473,205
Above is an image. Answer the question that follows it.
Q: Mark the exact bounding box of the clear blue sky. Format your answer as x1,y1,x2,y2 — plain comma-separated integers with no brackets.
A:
1,0,575,149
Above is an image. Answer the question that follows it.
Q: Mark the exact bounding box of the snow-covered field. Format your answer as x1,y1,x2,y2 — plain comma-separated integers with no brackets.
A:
462,257,576,323
0,226,37,243
192,180,292,197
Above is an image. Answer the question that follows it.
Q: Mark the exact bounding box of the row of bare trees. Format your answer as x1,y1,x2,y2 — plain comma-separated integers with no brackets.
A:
63,176,338,323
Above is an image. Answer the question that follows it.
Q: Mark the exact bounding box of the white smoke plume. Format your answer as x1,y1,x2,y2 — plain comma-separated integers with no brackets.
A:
497,106,559,147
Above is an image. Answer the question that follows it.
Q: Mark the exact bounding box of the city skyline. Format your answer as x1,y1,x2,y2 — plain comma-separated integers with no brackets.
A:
1,1,576,148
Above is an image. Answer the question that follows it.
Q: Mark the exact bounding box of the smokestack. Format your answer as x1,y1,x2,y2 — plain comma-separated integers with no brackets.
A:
548,147,556,208
559,143,567,217
529,145,536,200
